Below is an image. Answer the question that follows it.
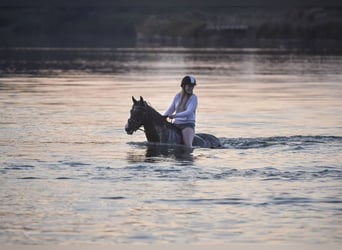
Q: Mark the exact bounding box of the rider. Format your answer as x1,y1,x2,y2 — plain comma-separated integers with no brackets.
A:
164,75,197,148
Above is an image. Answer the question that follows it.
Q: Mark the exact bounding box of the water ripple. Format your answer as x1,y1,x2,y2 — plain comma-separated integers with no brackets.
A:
221,135,342,149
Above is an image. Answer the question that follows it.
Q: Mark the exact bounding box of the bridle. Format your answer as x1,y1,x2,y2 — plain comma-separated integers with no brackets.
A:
127,105,148,132
127,117,144,132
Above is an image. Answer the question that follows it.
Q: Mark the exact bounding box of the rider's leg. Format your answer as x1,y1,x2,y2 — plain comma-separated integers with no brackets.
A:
182,127,195,148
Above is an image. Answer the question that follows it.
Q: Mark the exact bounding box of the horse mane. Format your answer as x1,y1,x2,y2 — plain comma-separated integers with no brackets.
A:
143,101,171,126
134,97,174,129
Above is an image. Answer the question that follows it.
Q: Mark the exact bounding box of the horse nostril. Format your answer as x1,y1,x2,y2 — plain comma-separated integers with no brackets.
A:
125,123,133,134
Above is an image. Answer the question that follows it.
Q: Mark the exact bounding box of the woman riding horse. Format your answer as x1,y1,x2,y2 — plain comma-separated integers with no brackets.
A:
164,75,197,148
125,95,221,149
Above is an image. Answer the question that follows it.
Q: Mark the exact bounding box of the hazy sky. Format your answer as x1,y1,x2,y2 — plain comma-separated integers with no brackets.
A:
0,0,339,7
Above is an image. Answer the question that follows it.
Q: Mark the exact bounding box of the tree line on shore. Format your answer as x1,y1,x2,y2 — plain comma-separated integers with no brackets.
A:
1,6,341,48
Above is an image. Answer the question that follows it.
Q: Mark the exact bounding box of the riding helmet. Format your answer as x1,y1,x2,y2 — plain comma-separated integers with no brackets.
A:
181,75,196,87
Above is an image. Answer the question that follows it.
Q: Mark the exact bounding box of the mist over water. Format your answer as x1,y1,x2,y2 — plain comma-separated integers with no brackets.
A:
0,48,341,245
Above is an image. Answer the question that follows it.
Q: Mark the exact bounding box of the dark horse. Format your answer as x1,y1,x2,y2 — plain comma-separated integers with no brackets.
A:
125,96,221,148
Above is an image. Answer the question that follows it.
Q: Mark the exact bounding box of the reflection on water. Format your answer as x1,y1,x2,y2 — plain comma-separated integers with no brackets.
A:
0,48,342,245
127,143,194,165
145,144,194,163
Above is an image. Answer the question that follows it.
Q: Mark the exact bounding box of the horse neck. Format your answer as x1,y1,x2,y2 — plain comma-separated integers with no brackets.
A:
143,106,166,142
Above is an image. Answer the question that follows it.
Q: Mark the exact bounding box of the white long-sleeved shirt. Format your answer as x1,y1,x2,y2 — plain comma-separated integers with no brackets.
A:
164,93,197,125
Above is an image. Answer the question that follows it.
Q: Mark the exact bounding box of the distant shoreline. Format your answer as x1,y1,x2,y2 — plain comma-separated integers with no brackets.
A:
1,38,341,50
1,6,342,50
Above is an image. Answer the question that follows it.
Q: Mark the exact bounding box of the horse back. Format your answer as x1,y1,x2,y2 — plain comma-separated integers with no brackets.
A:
194,133,221,148
162,121,221,148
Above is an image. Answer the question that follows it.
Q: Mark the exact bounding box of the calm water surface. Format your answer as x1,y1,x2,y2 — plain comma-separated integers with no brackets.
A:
0,48,341,245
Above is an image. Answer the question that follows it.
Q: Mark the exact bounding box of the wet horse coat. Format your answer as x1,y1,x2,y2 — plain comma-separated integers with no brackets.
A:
125,96,221,148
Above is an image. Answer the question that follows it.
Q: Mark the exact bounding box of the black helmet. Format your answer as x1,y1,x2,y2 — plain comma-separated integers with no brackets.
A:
181,75,196,87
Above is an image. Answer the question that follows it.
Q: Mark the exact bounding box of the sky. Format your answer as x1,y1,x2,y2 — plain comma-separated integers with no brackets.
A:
0,0,340,7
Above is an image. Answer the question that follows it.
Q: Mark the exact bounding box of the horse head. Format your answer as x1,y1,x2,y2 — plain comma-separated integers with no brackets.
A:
125,96,148,135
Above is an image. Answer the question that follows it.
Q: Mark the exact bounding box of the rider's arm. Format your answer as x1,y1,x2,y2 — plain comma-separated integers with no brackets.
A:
164,93,179,116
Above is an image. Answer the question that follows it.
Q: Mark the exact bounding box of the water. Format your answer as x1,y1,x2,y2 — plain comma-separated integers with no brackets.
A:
0,48,341,245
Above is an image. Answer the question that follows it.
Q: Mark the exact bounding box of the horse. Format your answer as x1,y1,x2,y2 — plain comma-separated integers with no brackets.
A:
125,96,221,148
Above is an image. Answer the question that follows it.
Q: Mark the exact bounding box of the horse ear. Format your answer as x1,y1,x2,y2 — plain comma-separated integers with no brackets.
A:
132,96,138,104
140,96,147,106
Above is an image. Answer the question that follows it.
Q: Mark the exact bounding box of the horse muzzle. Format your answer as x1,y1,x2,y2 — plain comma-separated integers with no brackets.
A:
125,123,134,135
